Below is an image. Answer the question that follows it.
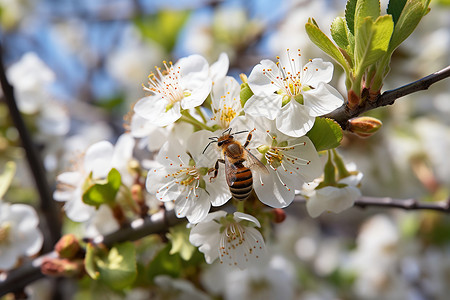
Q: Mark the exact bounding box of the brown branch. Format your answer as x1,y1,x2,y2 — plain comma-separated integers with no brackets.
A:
323,65,450,129
0,209,184,297
0,45,61,251
294,195,450,212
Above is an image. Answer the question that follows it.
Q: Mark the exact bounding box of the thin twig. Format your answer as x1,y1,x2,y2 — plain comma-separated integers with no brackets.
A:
294,195,450,212
0,209,184,297
324,65,450,129
0,45,61,251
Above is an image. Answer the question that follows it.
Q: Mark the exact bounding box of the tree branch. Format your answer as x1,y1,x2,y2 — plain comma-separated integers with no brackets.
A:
0,209,184,297
0,45,61,251
324,65,450,129
294,195,450,212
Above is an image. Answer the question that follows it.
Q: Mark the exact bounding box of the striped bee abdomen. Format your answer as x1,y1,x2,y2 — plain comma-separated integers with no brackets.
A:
229,163,253,200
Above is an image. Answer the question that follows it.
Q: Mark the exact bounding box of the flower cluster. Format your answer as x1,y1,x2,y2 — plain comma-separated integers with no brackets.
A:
51,51,362,270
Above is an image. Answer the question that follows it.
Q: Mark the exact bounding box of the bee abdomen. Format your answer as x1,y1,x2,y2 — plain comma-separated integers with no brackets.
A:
230,168,253,200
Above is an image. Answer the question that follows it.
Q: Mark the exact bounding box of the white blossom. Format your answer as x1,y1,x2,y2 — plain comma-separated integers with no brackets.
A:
244,49,343,137
54,133,135,222
229,116,322,208
209,76,242,129
303,171,363,218
189,211,266,269
134,55,212,127
0,202,43,270
6,52,55,114
146,130,230,224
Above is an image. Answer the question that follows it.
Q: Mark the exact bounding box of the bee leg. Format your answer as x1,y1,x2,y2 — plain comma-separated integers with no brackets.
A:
243,128,256,148
208,159,225,182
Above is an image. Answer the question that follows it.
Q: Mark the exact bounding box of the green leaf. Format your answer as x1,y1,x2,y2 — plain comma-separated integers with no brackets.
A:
345,0,358,35
85,243,101,280
240,82,253,107
387,0,407,24
0,161,15,198
86,242,137,290
147,244,182,281
305,19,351,73
167,224,196,261
355,0,381,31
388,0,427,53
82,168,122,208
355,15,394,72
306,118,343,151
134,10,190,53
331,17,349,49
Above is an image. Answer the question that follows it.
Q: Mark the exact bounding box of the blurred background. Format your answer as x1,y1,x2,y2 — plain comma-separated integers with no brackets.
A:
1,0,450,299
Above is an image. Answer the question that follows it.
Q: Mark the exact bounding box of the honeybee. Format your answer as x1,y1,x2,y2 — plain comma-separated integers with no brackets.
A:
204,128,268,200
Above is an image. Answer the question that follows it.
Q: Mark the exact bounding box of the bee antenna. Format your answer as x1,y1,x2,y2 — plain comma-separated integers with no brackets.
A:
223,128,232,135
233,130,249,135
203,140,217,154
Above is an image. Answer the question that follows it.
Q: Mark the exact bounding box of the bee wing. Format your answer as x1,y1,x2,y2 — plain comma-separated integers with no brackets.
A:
224,154,238,186
244,148,269,175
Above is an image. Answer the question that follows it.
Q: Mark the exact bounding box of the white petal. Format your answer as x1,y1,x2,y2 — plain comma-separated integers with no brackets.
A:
11,204,40,231
301,58,334,87
339,172,364,186
55,171,83,187
180,79,212,109
184,192,211,224
276,101,315,137
210,52,229,82
84,141,114,178
303,82,344,117
186,130,217,161
244,94,282,120
305,191,325,218
64,197,96,222
147,169,182,201
253,169,293,208
134,96,182,127
233,212,261,227
0,246,18,270
112,133,135,170
277,136,322,187
176,54,210,80
247,60,279,96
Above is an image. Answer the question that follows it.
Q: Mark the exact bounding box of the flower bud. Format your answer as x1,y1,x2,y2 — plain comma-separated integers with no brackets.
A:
348,116,382,138
41,258,84,278
55,234,81,259
271,208,286,223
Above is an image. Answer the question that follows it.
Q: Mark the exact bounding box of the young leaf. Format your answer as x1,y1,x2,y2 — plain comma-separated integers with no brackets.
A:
345,0,358,35
95,242,137,290
147,244,182,281
388,0,427,53
355,0,381,31
167,224,196,261
355,15,394,71
306,118,343,151
82,168,122,208
85,243,101,280
387,0,407,24
0,161,15,198
240,82,254,107
331,17,349,49
134,10,190,53
305,19,351,73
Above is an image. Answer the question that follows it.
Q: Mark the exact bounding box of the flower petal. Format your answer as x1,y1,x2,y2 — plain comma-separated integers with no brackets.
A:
301,58,334,87
276,101,315,137
210,52,229,82
303,83,344,117
244,94,282,120
254,169,294,208
84,141,114,178
247,60,279,96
